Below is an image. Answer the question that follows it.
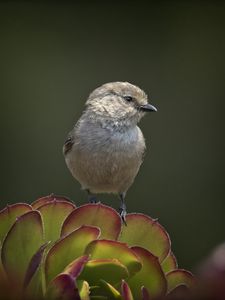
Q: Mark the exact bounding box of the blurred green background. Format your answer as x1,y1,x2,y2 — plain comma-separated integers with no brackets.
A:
1,1,225,271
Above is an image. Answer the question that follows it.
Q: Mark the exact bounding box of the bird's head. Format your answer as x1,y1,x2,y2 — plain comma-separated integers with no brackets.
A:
85,82,157,128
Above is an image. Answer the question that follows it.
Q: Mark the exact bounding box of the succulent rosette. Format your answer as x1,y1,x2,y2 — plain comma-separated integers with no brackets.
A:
0,195,194,300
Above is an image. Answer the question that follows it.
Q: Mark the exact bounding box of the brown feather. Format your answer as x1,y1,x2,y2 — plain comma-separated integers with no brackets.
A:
63,136,74,155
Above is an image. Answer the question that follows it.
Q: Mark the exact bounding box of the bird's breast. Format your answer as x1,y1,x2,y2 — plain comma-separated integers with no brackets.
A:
66,123,146,193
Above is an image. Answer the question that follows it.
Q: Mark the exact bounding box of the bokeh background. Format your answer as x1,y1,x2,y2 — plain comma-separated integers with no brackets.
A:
1,1,225,271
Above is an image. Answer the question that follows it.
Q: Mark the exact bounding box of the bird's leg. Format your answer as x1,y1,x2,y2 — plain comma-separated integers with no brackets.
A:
86,189,97,204
119,192,127,226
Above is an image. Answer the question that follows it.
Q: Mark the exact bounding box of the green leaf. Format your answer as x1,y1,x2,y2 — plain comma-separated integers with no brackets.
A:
161,251,177,274
31,194,75,210
119,214,171,262
23,242,49,290
61,203,121,240
63,255,89,278
89,297,107,300
31,195,54,209
0,252,8,295
128,246,167,299
0,203,32,243
46,256,89,299
77,280,90,300
141,287,151,300
37,200,75,243
45,226,99,285
85,240,141,276
45,273,81,300
167,284,191,298
121,280,134,300
100,280,122,299
1,211,43,289
79,259,129,286
25,262,44,300
166,269,195,293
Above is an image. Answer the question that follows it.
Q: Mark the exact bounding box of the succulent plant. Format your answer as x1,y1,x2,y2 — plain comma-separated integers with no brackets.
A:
0,195,194,300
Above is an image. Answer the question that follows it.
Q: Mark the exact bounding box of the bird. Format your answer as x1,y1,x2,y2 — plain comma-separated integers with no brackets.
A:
63,82,157,224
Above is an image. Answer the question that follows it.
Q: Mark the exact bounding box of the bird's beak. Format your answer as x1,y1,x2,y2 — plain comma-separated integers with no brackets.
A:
140,103,157,112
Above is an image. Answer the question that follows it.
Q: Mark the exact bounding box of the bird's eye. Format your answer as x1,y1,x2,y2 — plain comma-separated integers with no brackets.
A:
123,96,133,102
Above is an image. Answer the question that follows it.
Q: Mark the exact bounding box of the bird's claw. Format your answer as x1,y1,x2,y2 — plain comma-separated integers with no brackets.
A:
119,207,127,226
88,195,97,204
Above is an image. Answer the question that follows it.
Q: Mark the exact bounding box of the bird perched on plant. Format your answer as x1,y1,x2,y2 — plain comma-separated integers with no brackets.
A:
63,82,157,224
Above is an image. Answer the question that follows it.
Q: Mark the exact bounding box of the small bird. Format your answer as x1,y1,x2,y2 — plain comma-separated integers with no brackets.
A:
63,82,157,224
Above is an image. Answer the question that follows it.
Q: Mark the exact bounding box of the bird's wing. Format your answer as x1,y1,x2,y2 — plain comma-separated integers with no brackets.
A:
63,135,74,155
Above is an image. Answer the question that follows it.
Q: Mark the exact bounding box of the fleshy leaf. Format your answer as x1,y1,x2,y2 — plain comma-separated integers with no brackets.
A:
1,211,43,288
79,259,129,285
31,194,75,210
121,280,134,300
37,200,75,243
0,203,32,243
100,280,122,299
31,194,54,209
128,246,167,299
161,251,178,274
141,287,151,300
89,297,107,300
45,226,100,284
61,203,121,240
63,255,89,278
119,214,170,262
25,262,44,300
46,273,81,300
167,284,191,298
23,242,50,289
77,280,90,300
46,256,89,299
166,269,195,293
0,253,8,294
85,240,141,276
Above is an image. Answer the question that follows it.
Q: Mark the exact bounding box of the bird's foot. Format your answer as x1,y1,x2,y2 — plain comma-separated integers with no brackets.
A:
118,192,127,226
86,189,98,204
88,194,98,204
119,202,127,226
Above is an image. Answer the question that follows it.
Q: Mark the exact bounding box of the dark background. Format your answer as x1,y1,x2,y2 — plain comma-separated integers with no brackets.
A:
1,1,225,271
